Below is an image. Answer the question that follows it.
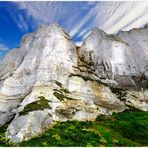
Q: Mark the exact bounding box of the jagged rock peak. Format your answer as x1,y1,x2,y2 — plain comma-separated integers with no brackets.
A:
88,27,128,44
36,23,71,38
20,23,71,47
90,27,108,37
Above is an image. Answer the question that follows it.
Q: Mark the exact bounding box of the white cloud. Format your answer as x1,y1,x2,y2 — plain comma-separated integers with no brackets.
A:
17,2,79,27
69,5,96,37
122,15,148,31
16,2,95,37
7,4,29,32
0,41,9,60
17,14,29,31
15,1,148,39
77,28,90,38
0,43,9,51
99,2,148,34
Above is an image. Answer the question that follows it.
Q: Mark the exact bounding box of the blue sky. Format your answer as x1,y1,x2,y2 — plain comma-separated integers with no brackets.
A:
0,1,148,59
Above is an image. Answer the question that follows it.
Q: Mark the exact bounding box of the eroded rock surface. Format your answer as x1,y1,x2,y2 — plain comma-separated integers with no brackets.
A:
0,24,147,143
79,27,148,89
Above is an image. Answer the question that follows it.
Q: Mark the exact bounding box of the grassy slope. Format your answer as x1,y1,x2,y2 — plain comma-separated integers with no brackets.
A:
0,110,148,147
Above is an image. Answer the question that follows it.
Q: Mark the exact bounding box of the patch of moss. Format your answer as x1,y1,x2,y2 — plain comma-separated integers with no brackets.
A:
53,81,75,101
0,125,14,146
19,96,51,116
54,81,70,94
53,89,62,93
54,80,62,87
53,92,65,101
61,88,70,94
53,91,75,101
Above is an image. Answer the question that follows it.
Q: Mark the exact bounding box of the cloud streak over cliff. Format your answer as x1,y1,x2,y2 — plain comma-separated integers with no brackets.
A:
16,1,148,39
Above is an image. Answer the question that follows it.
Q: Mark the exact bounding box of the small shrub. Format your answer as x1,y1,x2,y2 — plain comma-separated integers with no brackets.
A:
0,126,14,146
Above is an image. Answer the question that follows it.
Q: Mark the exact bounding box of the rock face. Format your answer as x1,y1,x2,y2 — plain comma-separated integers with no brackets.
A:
0,24,147,143
79,27,148,89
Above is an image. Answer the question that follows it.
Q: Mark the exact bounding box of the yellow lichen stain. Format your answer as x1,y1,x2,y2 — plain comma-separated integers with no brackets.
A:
61,99,96,113
63,99,82,107
88,81,122,110
84,106,96,113
88,81,104,100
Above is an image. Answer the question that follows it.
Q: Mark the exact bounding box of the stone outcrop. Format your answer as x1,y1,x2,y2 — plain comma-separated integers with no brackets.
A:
0,24,147,143
79,27,148,89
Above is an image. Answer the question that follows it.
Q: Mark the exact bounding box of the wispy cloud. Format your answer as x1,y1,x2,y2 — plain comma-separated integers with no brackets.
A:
4,1,148,42
3,2,29,32
98,2,148,33
16,2,96,37
0,41,9,51
0,41,9,60
15,1,148,41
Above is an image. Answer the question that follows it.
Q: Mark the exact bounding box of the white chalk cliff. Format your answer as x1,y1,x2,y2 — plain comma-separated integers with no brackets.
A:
80,27,148,89
0,24,147,143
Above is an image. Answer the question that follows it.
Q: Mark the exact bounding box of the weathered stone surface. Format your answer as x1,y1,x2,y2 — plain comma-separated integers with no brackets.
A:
0,24,147,143
0,112,14,127
6,110,52,143
79,27,148,89
125,89,148,111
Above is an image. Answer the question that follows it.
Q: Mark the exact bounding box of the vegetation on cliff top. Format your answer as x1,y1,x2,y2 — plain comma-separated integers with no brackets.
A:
0,110,148,146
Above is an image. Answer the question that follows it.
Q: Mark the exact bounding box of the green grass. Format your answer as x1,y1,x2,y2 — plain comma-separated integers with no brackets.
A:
0,126,14,146
19,96,51,116
0,110,147,146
